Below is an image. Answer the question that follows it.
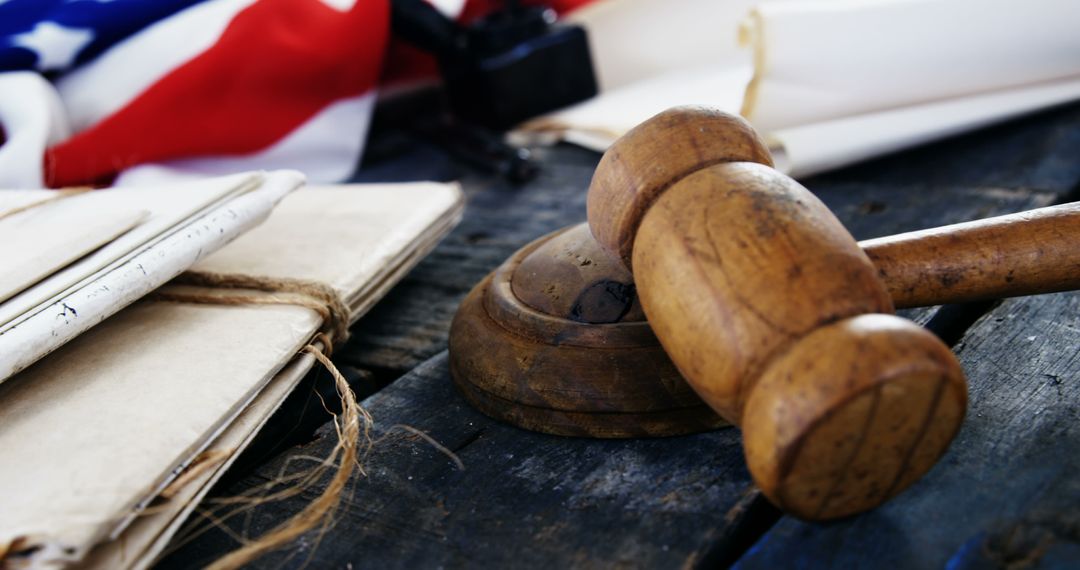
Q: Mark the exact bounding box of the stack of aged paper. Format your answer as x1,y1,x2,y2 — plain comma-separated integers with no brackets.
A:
0,171,304,382
0,182,464,569
519,0,1080,177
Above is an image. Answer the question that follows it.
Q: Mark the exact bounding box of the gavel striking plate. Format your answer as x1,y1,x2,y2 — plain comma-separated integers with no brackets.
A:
450,222,726,438
449,106,1080,520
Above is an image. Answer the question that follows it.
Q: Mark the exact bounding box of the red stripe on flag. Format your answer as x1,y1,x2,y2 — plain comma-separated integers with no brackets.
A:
46,0,390,187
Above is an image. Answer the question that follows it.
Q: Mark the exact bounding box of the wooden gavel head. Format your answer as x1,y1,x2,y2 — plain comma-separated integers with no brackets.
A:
449,223,725,438
587,106,967,520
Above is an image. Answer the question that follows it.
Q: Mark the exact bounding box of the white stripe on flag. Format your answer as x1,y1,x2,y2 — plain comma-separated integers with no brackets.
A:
0,72,70,188
55,0,259,133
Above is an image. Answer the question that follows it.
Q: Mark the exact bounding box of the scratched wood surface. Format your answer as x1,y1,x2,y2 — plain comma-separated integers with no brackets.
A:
733,291,1080,570
157,102,1080,568
160,351,763,569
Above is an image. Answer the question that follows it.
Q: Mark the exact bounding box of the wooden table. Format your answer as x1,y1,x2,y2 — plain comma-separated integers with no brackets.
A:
158,102,1080,569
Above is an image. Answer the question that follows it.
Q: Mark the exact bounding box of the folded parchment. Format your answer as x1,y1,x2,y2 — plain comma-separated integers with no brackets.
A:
0,170,304,383
0,181,464,569
79,340,323,570
519,0,1080,177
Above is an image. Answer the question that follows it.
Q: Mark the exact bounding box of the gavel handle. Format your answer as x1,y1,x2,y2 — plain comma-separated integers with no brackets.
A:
860,202,1080,309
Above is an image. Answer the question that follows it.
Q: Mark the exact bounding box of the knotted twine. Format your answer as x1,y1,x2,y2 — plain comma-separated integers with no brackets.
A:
149,270,369,570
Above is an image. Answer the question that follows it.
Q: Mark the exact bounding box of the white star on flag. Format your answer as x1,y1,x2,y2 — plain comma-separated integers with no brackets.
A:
11,21,94,72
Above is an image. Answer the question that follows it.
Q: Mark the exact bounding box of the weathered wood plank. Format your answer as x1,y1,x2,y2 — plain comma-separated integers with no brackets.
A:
159,106,1079,568
156,352,761,569
734,291,1080,569
229,101,1071,480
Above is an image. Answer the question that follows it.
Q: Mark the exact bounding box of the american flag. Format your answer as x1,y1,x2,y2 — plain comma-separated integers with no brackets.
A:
0,0,389,188
0,0,399,188
0,0,593,189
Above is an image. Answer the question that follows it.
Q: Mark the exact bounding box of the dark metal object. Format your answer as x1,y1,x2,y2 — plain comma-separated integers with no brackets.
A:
391,0,597,130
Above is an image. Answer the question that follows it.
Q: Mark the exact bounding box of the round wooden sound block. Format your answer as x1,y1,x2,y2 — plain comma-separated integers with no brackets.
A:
449,223,726,438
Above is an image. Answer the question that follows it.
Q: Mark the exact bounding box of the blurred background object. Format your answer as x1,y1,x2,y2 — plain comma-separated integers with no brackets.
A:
520,0,1080,177
392,0,597,130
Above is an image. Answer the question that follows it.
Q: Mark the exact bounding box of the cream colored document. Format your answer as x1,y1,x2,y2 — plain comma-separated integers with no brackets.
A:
193,183,465,319
0,182,464,569
0,302,322,569
78,345,320,570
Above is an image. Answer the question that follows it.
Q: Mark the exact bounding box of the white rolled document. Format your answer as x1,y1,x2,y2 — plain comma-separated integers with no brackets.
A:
520,0,1080,177
0,171,305,384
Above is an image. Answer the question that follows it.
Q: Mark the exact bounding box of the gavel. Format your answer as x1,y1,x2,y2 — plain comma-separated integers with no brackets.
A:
587,107,972,520
450,106,1080,521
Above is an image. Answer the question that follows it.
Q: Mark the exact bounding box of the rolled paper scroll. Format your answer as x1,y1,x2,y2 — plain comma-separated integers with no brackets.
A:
519,0,1080,177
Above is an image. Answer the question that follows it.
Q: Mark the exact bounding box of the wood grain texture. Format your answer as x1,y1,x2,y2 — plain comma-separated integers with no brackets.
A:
450,196,1074,441
510,223,644,323
627,161,895,423
448,224,723,438
586,107,773,268
164,103,1080,566
587,109,973,519
156,352,758,569
448,190,1076,441
743,315,966,520
630,163,968,520
862,202,1080,308
337,102,1073,379
734,291,1080,569
450,274,712,424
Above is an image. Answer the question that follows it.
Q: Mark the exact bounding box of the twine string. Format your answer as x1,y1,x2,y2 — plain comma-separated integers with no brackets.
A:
150,270,367,570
